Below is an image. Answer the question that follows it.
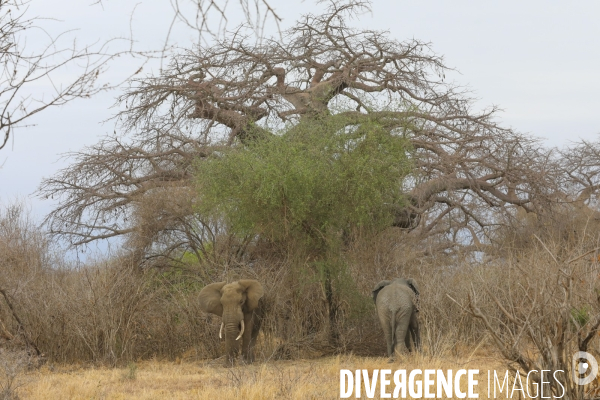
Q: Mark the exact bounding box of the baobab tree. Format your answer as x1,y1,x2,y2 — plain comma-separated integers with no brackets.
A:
39,1,564,264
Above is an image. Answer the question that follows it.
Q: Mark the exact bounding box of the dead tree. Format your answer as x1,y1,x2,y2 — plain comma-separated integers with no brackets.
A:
39,1,566,263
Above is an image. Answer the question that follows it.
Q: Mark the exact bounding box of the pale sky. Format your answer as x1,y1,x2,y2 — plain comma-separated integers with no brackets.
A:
1,0,600,221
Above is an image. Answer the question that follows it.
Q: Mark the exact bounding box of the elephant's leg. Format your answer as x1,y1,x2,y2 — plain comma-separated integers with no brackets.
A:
394,310,412,354
241,314,255,363
404,329,412,353
378,309,394,359
248,311,262,361
386,331,394,360
409,310,421,350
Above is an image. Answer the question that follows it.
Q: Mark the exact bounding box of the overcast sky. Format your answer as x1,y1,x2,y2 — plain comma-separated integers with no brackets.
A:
1,0,600,221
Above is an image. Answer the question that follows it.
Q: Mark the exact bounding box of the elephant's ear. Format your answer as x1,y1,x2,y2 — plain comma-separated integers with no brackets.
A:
198,281,227,316
406,278,420,297
406,278,421,312
372,280,392,303
238,279,264,311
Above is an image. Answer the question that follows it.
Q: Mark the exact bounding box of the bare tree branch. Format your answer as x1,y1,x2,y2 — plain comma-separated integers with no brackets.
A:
37,1,588,263
0,0,150,150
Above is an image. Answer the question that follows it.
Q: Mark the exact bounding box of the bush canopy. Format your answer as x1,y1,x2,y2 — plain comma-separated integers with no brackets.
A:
195,116,413,251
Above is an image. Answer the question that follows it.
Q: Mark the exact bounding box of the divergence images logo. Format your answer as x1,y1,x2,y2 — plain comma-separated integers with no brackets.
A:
573,351,599,386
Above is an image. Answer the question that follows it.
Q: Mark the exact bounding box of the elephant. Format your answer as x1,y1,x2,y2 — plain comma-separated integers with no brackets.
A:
372,278,421,361
198,279,264,365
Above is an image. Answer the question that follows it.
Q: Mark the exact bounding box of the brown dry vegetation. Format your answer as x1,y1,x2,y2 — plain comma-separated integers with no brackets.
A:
3,201,600,398
16,354,509,400
0,202,499,366
3,3,600,398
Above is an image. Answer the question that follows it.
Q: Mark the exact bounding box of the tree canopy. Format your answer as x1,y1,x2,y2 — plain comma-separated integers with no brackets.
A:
37,1,599,266
196,117,412,251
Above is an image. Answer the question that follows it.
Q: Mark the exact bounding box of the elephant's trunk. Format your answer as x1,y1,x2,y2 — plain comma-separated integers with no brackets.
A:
222,307,244,363
224,322,241,339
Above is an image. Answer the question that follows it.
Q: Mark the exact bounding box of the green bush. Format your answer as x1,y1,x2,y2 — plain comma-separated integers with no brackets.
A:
195,116,413,251
571,305,590,328
195,115,413,342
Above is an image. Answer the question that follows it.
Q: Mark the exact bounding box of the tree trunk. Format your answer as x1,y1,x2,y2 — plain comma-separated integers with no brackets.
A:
324,272,339,347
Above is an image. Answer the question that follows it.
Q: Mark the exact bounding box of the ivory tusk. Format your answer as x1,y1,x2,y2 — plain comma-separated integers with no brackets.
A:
235,320,245,341
219,322,223,339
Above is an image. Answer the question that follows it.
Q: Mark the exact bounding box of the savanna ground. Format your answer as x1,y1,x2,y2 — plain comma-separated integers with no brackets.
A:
14,352,510,399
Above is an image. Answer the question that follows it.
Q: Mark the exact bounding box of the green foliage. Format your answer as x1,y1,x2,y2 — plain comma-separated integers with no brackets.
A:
180,250,202,265
122,362,138,381
151,268,204,295
315,258,373,320
571,305,591,328
195,116,412,251
179,245,213,266
195,115,412,331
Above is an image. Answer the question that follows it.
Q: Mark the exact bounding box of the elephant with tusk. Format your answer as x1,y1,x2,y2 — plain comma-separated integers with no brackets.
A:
198,279,264,366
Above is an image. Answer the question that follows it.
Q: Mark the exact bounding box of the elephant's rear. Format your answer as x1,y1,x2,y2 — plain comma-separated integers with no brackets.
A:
375,283,416,356
377,284,415,314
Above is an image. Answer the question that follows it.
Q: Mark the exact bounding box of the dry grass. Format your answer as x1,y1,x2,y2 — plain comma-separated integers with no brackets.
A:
17,353,512,400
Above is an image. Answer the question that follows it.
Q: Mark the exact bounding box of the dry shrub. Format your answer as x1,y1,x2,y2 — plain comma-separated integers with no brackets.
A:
0,349,28,400
463,250,600,398
0,202,220,364
0,201,493,365
10,199,589,367
460,210,600,399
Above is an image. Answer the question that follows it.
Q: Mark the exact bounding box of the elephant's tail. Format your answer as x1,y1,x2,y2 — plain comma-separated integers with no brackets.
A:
391,309,397,346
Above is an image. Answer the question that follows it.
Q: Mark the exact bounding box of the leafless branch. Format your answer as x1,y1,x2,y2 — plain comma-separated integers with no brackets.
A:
0,0,149,150
37,1,596,264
